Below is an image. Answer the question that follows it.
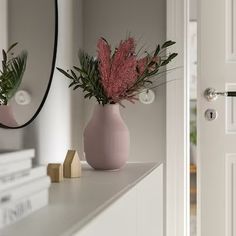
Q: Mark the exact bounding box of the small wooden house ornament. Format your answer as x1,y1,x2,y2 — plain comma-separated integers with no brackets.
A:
63,150,82,178
47,163,63,182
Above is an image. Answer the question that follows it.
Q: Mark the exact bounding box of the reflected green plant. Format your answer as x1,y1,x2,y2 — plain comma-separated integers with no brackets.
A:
0,43,28,105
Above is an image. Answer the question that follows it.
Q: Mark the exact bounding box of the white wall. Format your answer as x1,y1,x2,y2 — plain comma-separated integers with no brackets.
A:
190,0,197,21
35,0,84,164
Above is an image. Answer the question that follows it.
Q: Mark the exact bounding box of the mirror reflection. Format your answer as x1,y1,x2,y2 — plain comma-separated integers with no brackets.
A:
0,0,57,128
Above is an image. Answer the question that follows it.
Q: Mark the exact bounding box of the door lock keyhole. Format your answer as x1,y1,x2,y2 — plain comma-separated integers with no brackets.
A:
210,112,213,119
205,109,217,121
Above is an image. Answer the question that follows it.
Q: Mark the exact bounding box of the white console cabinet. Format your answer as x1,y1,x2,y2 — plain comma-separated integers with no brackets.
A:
1,162,163,236
77,165,163,236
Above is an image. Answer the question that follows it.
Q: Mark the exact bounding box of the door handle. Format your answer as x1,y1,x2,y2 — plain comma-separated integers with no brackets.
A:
204,88,236,101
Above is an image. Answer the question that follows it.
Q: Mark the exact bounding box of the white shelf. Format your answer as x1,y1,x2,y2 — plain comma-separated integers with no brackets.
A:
1,162,161,236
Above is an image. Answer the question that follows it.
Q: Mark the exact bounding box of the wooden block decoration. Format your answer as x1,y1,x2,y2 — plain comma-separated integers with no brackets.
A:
63,150,82,178
47,163,63,183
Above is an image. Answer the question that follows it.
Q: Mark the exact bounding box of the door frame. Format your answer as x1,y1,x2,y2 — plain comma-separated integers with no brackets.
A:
166,0,190,236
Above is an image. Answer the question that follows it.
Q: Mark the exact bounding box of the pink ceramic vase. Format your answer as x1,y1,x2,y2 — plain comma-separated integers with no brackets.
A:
84,104,130,170
0,105,18,127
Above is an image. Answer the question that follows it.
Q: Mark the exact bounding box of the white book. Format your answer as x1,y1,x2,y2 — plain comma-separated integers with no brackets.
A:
0,159,32,178
0,149,35,165
0,189,48,229
0,166,47,192
0,176,50,205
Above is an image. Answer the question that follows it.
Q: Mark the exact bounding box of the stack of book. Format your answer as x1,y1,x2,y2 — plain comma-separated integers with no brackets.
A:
0,149,50,229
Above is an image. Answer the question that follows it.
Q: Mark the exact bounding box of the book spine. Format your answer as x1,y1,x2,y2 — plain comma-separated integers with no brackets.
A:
0,176,50,205
0,169,30,185
0,189,48,229
0,166,47,192
0,159,32,178
0,149,35,165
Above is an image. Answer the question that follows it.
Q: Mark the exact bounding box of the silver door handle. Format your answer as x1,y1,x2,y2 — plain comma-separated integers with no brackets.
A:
204,88,236,101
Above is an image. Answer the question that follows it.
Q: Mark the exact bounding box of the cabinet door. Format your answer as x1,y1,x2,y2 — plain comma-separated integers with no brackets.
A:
136,165,163,236
75,189,137,236
75,165,163,236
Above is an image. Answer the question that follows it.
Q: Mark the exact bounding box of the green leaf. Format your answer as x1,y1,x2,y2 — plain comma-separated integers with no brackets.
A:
7,42,18,53
154,44,160,57
168,52,178,60
84,93,92,98
70,69,78,80
7,51,28,99
2,50,7,63
56,67,74,80
0,47,28,103
161,40,176,49
73,66,83,73
73,85,81,90
69,81,77,88
144,80,153,84
161,53,178,66
74,66,87,77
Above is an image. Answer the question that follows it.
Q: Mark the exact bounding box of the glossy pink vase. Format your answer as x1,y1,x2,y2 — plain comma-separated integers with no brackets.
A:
0,105,18,127
84,104,130,170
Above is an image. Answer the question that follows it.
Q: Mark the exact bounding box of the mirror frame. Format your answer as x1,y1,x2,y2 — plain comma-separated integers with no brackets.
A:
0,0,58,129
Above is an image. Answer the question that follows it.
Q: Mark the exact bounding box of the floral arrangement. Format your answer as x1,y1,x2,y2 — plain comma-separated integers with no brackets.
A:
0,43,28,105
57,37,177,105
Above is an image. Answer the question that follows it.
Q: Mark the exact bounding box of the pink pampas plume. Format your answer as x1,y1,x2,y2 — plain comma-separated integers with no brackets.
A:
97,38,111,93
97,37,138,103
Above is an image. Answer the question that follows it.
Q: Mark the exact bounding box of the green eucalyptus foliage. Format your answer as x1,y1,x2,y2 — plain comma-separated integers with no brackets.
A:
0,43,28,105
126,41,177,95
57,50,109,105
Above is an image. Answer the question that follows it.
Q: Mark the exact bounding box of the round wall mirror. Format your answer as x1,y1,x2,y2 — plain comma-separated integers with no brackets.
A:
0,0,58,129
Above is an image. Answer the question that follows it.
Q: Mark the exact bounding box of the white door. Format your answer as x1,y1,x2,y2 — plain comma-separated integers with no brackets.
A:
198,0,236,235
